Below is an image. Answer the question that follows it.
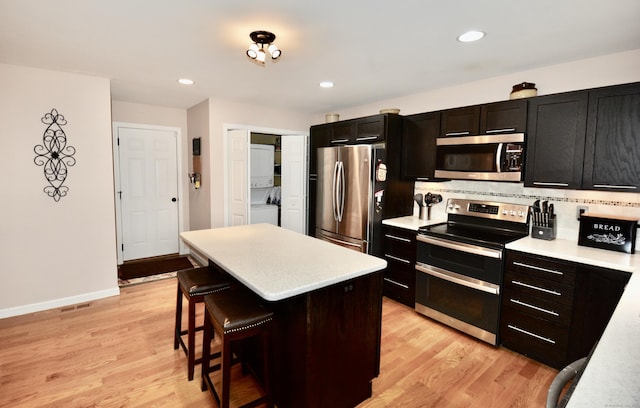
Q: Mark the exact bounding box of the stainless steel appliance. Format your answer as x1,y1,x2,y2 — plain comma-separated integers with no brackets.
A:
315,144,386,255
415,198,530,345
434,133,525,181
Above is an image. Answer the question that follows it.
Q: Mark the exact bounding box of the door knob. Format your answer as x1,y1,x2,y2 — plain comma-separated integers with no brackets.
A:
171,197,177,202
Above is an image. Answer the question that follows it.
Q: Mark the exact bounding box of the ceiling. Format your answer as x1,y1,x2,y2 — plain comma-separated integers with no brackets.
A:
1,1,639,114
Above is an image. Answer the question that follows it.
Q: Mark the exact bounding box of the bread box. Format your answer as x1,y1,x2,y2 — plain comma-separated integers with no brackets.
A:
578,213,638,254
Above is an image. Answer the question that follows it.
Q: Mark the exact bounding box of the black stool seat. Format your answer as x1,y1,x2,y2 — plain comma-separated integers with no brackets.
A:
202,289,274,408
178,266,230,297
207,290,274,334
174,266,230,381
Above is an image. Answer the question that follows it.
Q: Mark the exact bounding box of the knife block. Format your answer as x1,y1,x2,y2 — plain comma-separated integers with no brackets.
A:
532,216,556,240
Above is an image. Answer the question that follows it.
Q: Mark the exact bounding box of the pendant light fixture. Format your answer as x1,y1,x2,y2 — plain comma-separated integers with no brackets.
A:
246,31,281,65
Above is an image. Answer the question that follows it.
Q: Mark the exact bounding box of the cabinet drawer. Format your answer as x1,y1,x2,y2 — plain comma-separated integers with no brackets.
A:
506,251,576,285
383,229,417,261
383,239,415,261
383,262,415,307
504,273,575,306
500,306,569,369
502,290,573,327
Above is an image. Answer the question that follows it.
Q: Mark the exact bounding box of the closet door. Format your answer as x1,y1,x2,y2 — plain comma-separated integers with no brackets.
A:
227,129,250,226
280,135,308,234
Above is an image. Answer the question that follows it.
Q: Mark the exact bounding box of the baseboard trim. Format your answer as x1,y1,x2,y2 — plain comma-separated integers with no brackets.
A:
0,287,121,319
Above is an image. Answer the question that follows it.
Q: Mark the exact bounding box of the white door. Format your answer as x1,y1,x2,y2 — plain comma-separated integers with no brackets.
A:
117,126,179,261
227,129,250,226
280,135,307,234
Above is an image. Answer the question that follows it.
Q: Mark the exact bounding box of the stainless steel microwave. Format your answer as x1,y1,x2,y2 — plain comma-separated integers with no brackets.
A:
434,133,525,182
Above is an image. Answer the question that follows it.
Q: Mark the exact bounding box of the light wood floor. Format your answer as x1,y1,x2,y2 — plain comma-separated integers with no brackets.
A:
0,277,557,407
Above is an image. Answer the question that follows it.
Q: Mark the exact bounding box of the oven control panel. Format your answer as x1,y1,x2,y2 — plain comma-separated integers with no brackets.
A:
446,198,529,223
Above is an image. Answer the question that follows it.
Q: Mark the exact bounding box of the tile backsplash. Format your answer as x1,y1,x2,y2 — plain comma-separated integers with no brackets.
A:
415,180,640,244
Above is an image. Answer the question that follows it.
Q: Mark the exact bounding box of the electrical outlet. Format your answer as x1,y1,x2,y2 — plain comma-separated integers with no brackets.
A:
577,206,589,220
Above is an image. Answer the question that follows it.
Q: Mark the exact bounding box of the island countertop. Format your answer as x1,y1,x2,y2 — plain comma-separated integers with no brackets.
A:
180,223,387,301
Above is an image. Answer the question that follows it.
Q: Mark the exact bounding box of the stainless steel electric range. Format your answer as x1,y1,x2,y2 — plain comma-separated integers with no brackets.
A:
415,198,530,345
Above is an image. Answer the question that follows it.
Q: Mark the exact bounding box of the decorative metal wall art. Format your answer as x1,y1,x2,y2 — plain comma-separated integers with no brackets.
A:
34,109,76,201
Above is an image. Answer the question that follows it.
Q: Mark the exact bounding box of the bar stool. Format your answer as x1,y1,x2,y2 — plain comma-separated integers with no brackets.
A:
201,289,274,408
174,266,230,381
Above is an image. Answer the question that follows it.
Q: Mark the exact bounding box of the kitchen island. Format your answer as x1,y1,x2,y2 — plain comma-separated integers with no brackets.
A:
180,223,387,408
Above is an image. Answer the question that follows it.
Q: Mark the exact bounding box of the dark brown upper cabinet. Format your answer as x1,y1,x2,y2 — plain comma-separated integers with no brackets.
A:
480,99,527,134
401,111,441,180
582,82,640,192
524,91,588,189
525,82,640,192
355,116,386,144
440,105,480,137
329,120,355,145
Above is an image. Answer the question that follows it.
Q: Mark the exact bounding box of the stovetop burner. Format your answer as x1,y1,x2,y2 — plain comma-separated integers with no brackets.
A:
417,198,530,248
419,222,528,248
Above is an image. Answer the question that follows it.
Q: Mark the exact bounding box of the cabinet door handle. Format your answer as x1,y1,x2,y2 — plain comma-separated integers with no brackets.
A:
385,254,411,264
384,234,412,243
511,280,562,296
355,136,379,141
510,298,559,316
444,131,470,137
384,277,409,289
330,139,349,144
512,261,564,276
593,184,637,190
507,324,556,344
486,128,516,134
533,182,569,187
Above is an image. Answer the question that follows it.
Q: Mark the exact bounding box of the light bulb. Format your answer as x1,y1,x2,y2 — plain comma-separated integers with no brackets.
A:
246,43,259,59
268,44,281,59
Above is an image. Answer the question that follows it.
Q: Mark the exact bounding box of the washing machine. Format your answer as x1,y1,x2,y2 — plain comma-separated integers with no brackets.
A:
250,203,279,225
250,186,278,226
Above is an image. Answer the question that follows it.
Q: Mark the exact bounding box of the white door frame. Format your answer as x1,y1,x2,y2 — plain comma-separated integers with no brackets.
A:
222,123,308,229
112,122,185,265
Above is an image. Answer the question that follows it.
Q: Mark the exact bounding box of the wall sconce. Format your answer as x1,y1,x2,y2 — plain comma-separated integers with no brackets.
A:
246,31,281,65
189,137,201,189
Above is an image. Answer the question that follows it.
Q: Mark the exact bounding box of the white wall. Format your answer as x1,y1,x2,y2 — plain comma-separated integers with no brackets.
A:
0,64,119,318
336,49,640,120
187,99,211,230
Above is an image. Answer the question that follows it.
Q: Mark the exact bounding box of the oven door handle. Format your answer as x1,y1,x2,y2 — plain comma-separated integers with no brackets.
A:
416,263,500,295
416,235,503,259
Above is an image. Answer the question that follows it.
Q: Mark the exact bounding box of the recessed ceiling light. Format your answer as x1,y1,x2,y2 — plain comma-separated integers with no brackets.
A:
319,81,335,88
177,78,194,85
457,30,485,43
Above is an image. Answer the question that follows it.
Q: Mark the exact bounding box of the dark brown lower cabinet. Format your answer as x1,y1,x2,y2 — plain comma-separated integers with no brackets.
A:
269,271,383,408
567,264,630,362
500,250,629,369
382,225,417,307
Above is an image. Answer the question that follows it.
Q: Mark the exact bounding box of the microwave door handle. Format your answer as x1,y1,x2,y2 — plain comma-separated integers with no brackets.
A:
495,143,503,173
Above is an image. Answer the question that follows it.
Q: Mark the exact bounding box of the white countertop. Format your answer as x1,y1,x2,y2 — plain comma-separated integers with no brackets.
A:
565,269,640,408
382,215,445,231
506,236,639,273
180,224,387,301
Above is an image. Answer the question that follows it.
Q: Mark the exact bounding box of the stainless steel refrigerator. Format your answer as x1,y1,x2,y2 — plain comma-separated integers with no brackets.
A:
315,144,386,255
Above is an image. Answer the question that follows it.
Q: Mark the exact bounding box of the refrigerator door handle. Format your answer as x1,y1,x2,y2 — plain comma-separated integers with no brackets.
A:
332,160,339,221
338,160,345,222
